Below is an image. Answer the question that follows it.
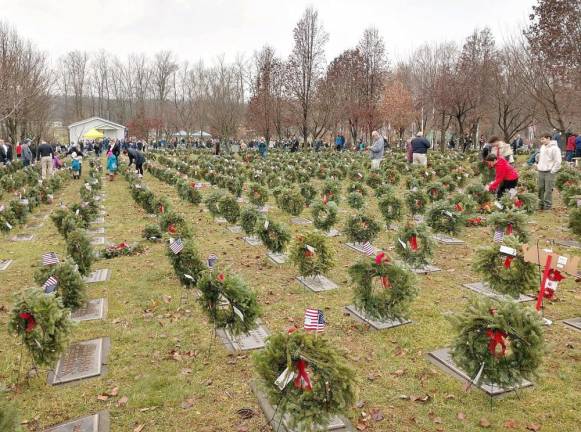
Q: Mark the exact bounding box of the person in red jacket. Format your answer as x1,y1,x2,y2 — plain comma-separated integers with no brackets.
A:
565,133,576,161
485,154,519,198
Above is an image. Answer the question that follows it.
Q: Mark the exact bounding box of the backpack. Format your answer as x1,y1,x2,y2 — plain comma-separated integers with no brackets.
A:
71,159,81,171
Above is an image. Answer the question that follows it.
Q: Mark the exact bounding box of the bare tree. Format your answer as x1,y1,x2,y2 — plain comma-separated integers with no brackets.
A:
62,50,89,120
152,50,178,137
287,7,328,146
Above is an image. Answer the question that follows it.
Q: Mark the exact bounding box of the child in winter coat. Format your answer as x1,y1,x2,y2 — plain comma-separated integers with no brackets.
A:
107,150,118,181
70,152,81,179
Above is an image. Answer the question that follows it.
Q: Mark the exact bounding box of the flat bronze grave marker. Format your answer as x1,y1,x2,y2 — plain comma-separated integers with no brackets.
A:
297,275,338,292
227,225,242,233
71,299,107,322
83,269,111,284
345,305,412,331
291,217,312,225
44,411,109,432
11,233,34,241
427,348,533,397
433,234,464,245
267,251,288,264
553,239,581,249
215,217,227,224
411,264,441,274
90,217,105,225
250,382,354,431
462,282,534,303
563,317,581,331
49,338,110,385
325,229,340,237
0,259,13,271
217,324,270,352
90,227,105,234
91,237,105,245
243,236,262,246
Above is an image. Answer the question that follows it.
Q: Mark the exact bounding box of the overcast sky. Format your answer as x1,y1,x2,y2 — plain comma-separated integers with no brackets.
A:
0,0,535,64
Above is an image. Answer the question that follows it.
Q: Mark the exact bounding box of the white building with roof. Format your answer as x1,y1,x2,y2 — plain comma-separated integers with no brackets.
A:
68,117,126,144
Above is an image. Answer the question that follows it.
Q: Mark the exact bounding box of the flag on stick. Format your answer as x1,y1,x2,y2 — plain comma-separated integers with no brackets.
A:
304,308,325,332
42,252,60,266
169,238,184,254
43,276,58,294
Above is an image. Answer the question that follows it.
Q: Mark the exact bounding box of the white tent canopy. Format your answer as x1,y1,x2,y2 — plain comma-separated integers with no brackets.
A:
68,117,126,144
172,130,212,138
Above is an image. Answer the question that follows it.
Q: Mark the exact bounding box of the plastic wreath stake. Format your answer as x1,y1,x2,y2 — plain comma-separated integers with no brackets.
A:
8,288,73,367
252,329,356,432
348,253,418,321
196,270,259,336
256,219,291,254
393,223,434,268
449,299,544,388
289,231,335,278
344,213,381,245
311,200,339,232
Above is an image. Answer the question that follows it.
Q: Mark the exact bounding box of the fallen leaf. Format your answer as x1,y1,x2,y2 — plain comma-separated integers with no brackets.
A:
503,419,518,429
236,408,255,419
526,423,541,431
479,417,491,428
370,408,384,422
181,399,194,409
355,400,366,409
109,387,119,397
410,394,431,403
97,394,109,401
355,421,368,431
117,396,129,407
457,412,466,421
433,417,443,424
392,369,405,377
133,425,145,432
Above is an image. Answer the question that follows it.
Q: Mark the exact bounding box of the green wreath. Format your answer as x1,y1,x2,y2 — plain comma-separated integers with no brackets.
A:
321,180,341,204
569,207,581,238
160,211,193,239
488,210,529,243
447,192,477,215
347,191,365,210
393,223,434,267
426,201,465,235
218,194,241,224
311,200,339,232
450,299,544,388
349,255,417,321
166,240,206,288
34,260,86,309
299,183,317,207
142,224,163,241
344,213,381,244
256,218,291,253
426,181,446,202
8,288,73,367
289,231,335,277
176,179,202,205
405,189,429,215
0,397,22,432
499,192,538,215
466,183,493,206
247,183,269,207
473,237,539,297
197,270,260,336
253,329,356,432
240,206,263,236
278,188,306,216
378,193,403,226
205,190,224,218
66,229,94,276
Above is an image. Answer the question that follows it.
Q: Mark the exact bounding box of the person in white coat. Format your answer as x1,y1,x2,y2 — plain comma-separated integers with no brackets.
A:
536,133,562,210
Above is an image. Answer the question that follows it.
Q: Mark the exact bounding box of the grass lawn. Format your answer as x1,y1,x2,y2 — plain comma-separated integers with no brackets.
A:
0,156,579,432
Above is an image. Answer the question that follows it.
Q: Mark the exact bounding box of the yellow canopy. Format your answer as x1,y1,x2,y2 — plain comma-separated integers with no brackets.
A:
83,128,104,139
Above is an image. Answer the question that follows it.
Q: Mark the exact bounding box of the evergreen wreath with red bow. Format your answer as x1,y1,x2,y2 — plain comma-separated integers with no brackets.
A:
289,231,335,278
349,252,418,321
8,288,73,367
253,329,356,431
393,223,435,268
450,299,544,388
473,237,539,298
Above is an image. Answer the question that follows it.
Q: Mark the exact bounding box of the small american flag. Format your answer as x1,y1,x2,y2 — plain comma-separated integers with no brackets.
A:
493,229,504,243
42,252,60,266
361,242,375,256
43,276,58,294
169,238,184,254
304,308,325,332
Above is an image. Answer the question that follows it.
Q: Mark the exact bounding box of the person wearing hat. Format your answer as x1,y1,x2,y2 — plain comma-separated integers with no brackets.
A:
410,131,431,165
21,139,33,166
70,152,82,179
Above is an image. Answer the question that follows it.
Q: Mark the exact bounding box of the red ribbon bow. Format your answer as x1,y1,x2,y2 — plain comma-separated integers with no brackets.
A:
409,235,418,252
544,269,564,299
304,249,314,258
514,199,523,208
191,182,197,189
167,224,177,234
116,242,129,250
216,273,225,282
505,223,513,236
322,194,329,204
486,329,507,358
503,256,514,269
293,359,313,391
19,312,36,333
454,203,464,212
159,205,165,214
